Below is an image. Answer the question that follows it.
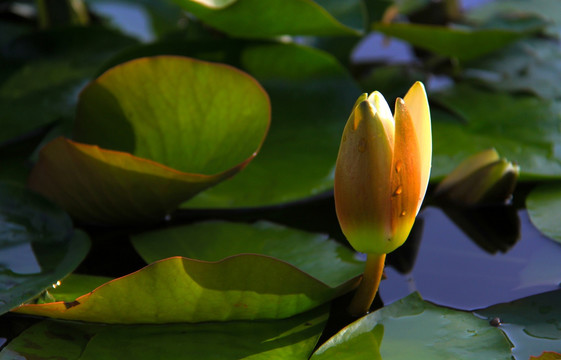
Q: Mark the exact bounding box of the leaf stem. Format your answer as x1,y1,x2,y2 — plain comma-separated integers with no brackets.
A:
347,253,386,317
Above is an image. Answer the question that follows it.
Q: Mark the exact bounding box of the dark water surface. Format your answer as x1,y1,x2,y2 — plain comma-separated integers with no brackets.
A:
381,207,561,310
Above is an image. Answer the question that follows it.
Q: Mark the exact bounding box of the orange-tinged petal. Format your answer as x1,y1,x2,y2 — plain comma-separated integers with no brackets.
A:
368,91,394,151
404,81,431,213
388,98,421,252
334,100,393,254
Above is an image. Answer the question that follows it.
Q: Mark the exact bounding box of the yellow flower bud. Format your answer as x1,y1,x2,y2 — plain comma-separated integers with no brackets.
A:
334,82,432,254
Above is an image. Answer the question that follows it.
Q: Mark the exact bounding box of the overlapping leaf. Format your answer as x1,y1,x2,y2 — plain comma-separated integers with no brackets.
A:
0,182,90,315
431,84,561,179
312,292,512,360
13,255,356,323
28,56,271,224
372,22,537,61
131,221,364,288
476,290,561,360
1,306,328,360
171,0,363,37
0,26,138,146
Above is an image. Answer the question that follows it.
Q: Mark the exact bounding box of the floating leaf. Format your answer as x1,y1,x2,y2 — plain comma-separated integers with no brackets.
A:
475,290,561,360
0,26,138,145
1,305,328,360
372,22,535,61
28,56,271,224
171,0,363,37
97,40,360,208
0,182,90,316
526,183,561,244
131,221,364,288
465,39,561,100
431,84,561,179
13,255,358,323
311,292,512,360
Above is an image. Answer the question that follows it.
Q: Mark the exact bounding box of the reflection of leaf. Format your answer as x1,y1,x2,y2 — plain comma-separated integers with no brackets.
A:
13,255,358,323
131,221,364,288
312,292,512,359
29,56,270,224
172,0,363,37
0,182,90,316
372,22,535,61
526,183,561,244
1,306,328,360
476,290,561,360
431,84,561,179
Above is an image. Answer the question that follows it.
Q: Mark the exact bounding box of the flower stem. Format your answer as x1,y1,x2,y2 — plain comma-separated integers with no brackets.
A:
347,253,386,317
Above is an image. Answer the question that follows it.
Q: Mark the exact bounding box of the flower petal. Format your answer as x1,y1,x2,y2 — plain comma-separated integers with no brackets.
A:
334,100,393,254
404,81,431,212
389,98,421,252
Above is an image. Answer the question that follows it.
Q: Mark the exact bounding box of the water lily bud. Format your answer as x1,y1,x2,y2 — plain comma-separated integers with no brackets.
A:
334,82,432,255
434,148,519,205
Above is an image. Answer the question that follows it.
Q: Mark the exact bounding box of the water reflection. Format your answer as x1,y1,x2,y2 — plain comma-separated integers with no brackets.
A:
381,207,561,310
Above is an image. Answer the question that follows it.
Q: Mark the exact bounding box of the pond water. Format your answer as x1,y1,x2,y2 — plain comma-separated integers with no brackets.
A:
381,207,561,310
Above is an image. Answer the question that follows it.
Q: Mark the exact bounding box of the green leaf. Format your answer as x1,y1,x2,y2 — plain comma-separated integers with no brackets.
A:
372,22,535,61
431,84,561,180
1,306,328,360
131,221,364,288
465,39,561,100
311,292,512,360
0,26,138,145
186,42,361,207
28,56,271,224
475,290,561,360
171,0,363,37
95,40,361,208
13,255,358,323
526,183,561,244
0,182,90,316
467,0,561,38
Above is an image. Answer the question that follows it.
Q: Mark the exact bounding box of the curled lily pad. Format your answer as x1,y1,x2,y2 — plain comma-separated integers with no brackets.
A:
131,220,364,288
0,182,90,315
172,0,363,37
28,56,270,224
1,306,328,360
13,255,358,323
311,292,512,360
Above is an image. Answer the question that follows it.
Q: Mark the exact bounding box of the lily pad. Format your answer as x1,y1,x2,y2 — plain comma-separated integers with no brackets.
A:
1,305,328,360
28,56,271,224
465,39,561,100
431,84,561,179
171,0,363,37
96,40,360,208
311,292,512,360
13,255,358,323
475,290,561,360
526,182,561,244
372,22,535,61
0,26,138,146
131,221,364,288
0,182,90,316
